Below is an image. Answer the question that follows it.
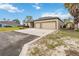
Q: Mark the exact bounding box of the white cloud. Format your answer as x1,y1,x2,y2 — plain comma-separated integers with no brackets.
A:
32,3,41,10
42,13,73,19
41,8,73,19
0,3,24,13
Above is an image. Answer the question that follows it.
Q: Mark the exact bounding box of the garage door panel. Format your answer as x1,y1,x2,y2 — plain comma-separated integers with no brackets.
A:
35,23,40,28
41,22,56,29
34,21,56,29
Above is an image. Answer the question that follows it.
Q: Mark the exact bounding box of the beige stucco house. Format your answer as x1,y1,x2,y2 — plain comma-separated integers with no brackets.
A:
27,17,64,30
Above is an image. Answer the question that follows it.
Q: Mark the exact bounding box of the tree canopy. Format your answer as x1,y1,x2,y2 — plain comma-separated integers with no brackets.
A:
13,19,20,24
25,16,32,22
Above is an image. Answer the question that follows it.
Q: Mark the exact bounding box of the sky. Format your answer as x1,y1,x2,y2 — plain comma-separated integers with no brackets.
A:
0,3,73,24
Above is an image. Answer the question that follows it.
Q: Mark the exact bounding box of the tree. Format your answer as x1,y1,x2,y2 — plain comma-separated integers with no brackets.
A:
23,16,33,27
64,3,73,9
3,18,6,21
64,3,79,30
7,19,10,21
64,3,74,17
23,20,26,24
23,19,26,26
25,16,32,22
13,19,20,24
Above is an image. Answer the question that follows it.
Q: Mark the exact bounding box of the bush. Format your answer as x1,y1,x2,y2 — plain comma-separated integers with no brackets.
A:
75,29,79,32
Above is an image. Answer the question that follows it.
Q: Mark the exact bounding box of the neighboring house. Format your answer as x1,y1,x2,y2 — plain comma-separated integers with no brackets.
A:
0,21,20,27
27,17,64,30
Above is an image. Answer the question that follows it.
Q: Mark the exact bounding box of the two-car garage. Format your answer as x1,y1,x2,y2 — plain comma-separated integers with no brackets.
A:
34,21,57,29
34,17,64,30
28,17,63,30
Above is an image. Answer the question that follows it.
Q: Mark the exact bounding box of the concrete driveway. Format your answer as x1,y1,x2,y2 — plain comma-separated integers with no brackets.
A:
0,31,38,56
0,28,55,56
15,28,55,36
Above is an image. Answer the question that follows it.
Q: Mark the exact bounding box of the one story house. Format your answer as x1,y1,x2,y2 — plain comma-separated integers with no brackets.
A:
0,21,20,27
27,17,64,30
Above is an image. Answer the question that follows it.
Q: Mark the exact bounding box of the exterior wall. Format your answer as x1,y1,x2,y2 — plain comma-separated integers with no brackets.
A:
34,19,63,30
2,24,8,27
24,23,31,27
0,24,16,27
58,19,64,29
0,24,2,27
24,23,28,26
41,21,56,29
34,23,41,28
28,22,34,28
28,23,31,27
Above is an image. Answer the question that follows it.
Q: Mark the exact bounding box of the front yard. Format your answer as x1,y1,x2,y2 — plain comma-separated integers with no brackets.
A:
26,30,79,56
0,27,27,32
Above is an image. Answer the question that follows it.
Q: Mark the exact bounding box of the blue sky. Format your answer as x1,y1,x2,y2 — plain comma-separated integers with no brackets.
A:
0,3,73,24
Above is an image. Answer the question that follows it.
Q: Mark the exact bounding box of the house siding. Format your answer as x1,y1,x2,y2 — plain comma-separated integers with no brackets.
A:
0,24,2,27
0,24,17,27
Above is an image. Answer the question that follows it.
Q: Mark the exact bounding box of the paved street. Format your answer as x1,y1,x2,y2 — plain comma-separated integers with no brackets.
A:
0,31,39,56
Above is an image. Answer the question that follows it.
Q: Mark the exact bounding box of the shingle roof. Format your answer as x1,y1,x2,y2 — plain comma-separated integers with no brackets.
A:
0,21,20,26
35,17,63,22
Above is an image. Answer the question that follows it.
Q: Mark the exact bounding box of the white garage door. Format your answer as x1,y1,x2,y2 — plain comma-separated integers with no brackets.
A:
35,23,40,28
41,22,56,29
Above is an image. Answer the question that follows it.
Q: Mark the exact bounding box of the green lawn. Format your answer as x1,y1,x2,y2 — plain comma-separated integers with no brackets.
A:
0,27,27,32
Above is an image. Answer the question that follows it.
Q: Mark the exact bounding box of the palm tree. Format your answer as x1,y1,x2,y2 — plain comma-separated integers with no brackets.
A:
64,3,79,30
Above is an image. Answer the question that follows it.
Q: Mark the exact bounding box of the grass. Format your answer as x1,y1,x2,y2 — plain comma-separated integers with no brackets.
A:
44,29,79,39
58,29,79,38
75,29,79,32
0,27,27,32
43,29,79,49
28,29,79,55
30,47,40,55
